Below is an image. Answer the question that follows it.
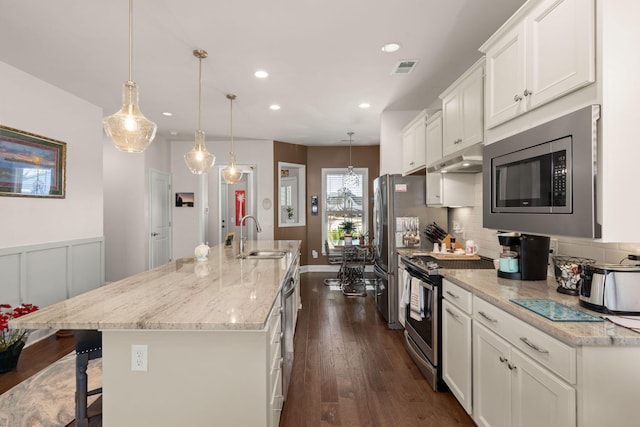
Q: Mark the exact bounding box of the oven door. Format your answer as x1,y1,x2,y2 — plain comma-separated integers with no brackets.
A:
405,275,438,367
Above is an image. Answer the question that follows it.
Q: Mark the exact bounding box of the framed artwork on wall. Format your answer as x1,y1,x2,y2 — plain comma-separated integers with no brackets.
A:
0,125,67,198
175,192,194,207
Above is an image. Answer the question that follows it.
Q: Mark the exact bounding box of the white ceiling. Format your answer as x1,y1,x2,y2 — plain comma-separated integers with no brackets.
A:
0,0,526,146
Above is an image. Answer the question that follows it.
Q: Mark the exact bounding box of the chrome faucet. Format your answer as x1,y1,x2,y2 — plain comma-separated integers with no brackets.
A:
239,214,262,256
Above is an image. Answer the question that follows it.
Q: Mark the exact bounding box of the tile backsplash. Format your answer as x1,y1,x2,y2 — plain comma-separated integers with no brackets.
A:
448,173,640,267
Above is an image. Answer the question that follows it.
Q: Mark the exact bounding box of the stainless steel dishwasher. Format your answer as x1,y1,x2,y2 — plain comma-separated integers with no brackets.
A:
281,271,296,400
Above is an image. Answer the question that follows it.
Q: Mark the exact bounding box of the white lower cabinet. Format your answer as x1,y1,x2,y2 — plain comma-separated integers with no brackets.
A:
472,296,576,427
442,299,472,414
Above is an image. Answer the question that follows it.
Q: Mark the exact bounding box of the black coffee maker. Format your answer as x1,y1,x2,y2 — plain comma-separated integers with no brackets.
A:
497,232,550,281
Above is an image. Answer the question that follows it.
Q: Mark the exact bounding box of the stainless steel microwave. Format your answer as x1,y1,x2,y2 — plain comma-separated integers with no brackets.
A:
483,105,601,238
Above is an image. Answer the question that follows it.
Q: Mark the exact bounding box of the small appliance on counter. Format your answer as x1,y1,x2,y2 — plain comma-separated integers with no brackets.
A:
580,264,640,314
552,256,596,295
497,232,550,281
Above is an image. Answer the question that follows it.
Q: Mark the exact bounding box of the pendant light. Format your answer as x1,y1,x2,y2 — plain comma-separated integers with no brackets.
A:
222,94,243,184
184,49,215,175
342,132,359,190
103,0,157,153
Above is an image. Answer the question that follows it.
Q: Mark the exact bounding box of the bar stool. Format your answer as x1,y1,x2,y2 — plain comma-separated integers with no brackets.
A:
74,330,102,427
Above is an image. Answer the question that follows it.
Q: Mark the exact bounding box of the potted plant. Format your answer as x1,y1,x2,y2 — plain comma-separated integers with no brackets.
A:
286,206,294,221
0,303,39,373
338,220,356,236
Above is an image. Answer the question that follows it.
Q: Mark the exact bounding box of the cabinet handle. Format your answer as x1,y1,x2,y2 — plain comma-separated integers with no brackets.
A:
507,362,517,371
514,94,523,102
445,308,459,320
523,89,531,97
478,311,498,323
445,290,460,299
520,337,549,354
499,356,507,363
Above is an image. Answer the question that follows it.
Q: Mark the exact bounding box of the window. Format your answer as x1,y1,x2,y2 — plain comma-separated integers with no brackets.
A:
322,168,368,252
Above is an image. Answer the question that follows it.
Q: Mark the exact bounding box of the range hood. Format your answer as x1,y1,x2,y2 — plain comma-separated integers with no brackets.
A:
427,143,483,173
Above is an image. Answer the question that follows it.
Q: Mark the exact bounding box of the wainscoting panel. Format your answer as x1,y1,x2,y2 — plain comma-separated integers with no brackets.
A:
0,237,105,308
0,254,20,304
70,241,104,297
25,247,68,307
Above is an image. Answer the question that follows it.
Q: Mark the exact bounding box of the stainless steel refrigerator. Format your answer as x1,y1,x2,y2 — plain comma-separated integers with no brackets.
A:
373,174,447,329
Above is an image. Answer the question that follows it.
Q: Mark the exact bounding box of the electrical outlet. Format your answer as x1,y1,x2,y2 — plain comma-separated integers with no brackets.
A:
131,344,148,372
547,239,559,277
549,239,559,257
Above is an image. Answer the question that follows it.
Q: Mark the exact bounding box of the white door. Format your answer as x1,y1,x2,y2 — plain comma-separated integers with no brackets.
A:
485,23,526,128
510,348,576,427
217,165,257,244
527,0,595,110
473,322,512,427
149,169,172,269
442,300,473,414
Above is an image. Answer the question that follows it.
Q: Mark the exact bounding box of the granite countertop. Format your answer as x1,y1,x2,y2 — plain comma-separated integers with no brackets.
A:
10,240,301,332
442,269,640,347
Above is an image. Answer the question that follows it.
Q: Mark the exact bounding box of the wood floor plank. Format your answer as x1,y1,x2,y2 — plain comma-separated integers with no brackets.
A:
280,273,474,427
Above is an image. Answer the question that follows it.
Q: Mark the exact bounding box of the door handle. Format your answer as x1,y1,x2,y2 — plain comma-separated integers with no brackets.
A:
151,232,159,237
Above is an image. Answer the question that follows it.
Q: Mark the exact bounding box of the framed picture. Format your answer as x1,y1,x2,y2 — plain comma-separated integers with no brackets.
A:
175,192,194,207
0,125,67,198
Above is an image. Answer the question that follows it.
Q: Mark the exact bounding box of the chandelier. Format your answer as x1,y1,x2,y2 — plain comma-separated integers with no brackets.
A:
184,49,215,174
342,132,359,190
103,0,157,153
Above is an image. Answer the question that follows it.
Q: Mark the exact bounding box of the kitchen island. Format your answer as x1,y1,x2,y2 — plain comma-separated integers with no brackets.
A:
10,239,301,427
440,268,640,427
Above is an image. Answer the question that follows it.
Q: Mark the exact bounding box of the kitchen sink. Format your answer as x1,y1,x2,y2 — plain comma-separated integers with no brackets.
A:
242,250,288,259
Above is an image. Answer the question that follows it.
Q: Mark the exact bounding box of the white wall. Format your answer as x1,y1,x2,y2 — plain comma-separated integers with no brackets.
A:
103,137,146,281
168,138,274,259
449,173,640,266
379,110,419,176
0,61,103,249
103,133,171,282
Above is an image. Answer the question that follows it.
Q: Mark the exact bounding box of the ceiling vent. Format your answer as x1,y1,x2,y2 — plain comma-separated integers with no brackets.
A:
392,60,418,75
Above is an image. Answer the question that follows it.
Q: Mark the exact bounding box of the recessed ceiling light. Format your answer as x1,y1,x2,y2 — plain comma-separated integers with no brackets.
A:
162,112,173,117
169,130,178,136
381,42,401,53
254,70,269,78
359,102,371,109
269,104,281,110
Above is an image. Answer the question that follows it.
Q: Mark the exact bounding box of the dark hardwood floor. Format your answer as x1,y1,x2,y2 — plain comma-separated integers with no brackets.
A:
280,273,474,427
1,272,474,426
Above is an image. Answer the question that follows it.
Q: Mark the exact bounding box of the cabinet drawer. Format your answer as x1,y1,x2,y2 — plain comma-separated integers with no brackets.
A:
443,279,472,314
473,296,576,384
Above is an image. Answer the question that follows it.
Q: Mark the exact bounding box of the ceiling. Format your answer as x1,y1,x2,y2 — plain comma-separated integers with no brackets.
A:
0,0,526,147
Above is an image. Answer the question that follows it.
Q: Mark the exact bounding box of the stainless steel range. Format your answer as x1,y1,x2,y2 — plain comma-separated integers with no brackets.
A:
401,255,494,391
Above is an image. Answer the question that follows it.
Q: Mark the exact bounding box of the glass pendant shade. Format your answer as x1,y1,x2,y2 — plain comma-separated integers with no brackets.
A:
184,130,215,174
103,0,156,153
222,153,243,184
222,93,243,184
184,49,215,174
103,81,157,153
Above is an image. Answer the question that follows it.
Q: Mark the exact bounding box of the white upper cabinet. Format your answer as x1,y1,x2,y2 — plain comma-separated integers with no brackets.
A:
425,111,443,167
402,110,428,175
481,0,595,129
426,172,475,207
440,58,485,157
